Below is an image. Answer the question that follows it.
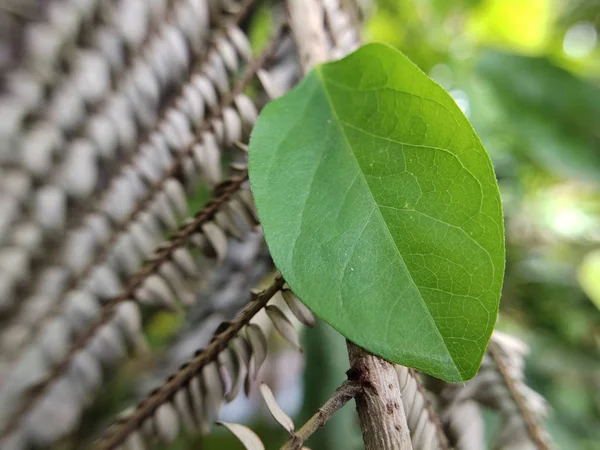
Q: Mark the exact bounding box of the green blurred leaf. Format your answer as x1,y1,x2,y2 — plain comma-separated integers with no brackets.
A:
468,0,555,53
249,43,505,381
248,3,273,54
478,51,600,182
145,311,184,349
578,249,600,310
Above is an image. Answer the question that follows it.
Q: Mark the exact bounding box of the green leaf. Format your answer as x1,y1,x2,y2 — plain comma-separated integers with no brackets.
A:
249,43,505,382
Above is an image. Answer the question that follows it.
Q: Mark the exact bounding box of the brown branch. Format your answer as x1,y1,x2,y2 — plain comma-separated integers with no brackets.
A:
488,341,553,450
94,274,285,450
280,380,363,450
347,343,413,450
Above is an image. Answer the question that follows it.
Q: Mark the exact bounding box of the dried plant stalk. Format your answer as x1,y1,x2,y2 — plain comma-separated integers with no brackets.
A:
95,275,285,450
488,339,553,450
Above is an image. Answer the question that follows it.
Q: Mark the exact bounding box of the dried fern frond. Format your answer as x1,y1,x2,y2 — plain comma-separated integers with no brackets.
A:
0,174,250,445
441,400,486,450
0,0,208,249
95,273,315,449
219,421,266,450
436,332,553,450
0,4,296,447
396,366,449,450
0,1,253,344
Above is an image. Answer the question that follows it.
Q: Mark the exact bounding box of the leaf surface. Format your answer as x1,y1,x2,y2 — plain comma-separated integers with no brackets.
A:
249,43,505,381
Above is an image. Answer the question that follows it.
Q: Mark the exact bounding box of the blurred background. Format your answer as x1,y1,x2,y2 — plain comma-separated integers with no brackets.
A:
2,0,600,449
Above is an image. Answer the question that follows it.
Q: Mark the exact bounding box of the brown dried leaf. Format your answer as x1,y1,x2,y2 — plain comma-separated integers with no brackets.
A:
219,348,243,403
205,51,229,95
231,335,252,369
216,35,239,73
236,189,258,221
234,94,257,130
212,117,225,145
259,383,295,434
182,155,200,194
257,69,284,99
114,301,147,352
202,361,225,419
123,431,146,450
173,387,197,433
164,178,187,218
226,198,256,233
153,403,180,443
201,221,228,263
265,305,301,349
159,261,195,306
200,131,222,186
189,232,207,249
215,210,243,239
218,422,265,450
171,247,197,278
129,222,155,258
182,84,206,127
281,290,315,327
189,376,209,434
227,26,252,61
135,274,178,311
192,74,218,111
222,106,242,146
154,192,178,229
245,324,268,378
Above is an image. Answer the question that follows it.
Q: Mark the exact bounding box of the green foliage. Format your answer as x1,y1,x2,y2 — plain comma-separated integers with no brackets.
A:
578,249,600,311
249,43,505,382
478,51,600,182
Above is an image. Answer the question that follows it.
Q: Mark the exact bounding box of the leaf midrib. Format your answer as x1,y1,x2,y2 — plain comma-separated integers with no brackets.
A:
316,68,462,379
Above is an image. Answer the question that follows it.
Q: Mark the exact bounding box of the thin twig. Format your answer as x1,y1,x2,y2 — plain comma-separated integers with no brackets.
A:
488,341,552,450
280,380,363,450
